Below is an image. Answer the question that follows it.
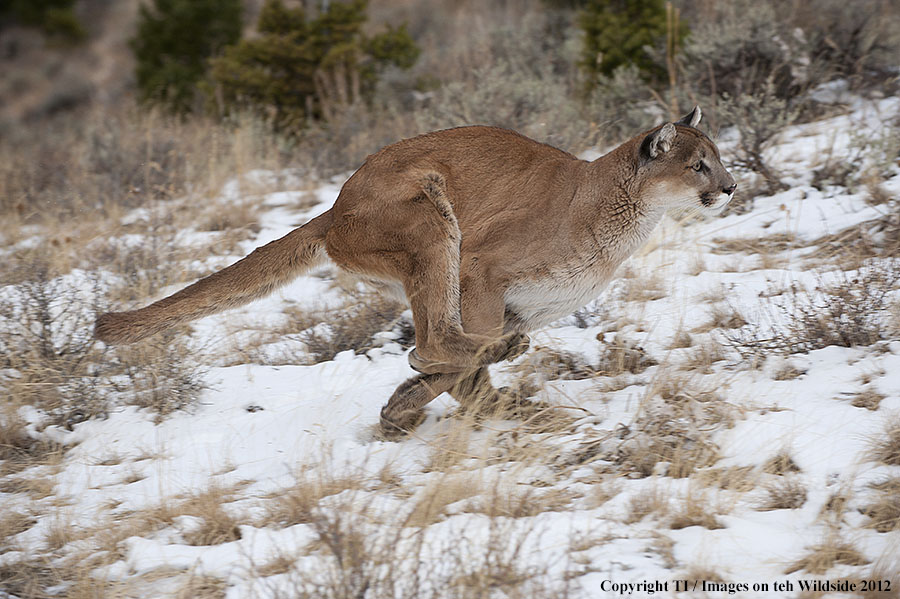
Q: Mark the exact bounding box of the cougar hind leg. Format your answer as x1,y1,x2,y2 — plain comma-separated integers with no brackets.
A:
402,174,520,374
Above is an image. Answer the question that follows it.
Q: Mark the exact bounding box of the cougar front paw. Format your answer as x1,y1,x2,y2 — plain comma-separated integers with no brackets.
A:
378,406,427,440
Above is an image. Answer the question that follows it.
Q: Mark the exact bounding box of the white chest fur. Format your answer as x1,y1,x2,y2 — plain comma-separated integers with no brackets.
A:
504,267,614,330
502,205,664,330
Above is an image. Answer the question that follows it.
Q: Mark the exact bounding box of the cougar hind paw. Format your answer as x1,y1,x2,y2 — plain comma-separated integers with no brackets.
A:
407,333,530,374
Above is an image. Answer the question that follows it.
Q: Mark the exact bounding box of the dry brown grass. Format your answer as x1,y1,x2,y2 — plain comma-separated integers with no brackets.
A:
678,339,727,374
0,408,66,478
96,482,250,551
772,362,807,380
0,558,59,599
851,388,886,411
272,476,573,599
0,253,207,435
260,472,363,529
596,333,658,376
423,420,478,473
668,491,725,530
889,300,900,338
0,106,286,235
256,552,301,578
814,490,850,528
405,473,482,527
870,417,900,467
696,284,728,305
510,346,596,381
762,451,802,475
712,232,800,256
0,475,58,500
622,272,668,303
175,573,227,599
694,465,758,492
758,478,808,511
610,374,732,479
464,484,579,520
691,304,748,334
585,479,622,508
786,537,869,574
862,478,900,533
0,509,37,550
808,214,900,270
624,487,669,524
667,329,693,350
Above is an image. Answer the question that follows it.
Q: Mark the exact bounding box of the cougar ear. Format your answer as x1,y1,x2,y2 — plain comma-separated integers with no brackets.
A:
641,123,677,160
676,105,702,128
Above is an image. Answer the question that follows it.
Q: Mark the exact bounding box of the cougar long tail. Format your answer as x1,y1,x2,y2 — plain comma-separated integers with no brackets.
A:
95,211,332,345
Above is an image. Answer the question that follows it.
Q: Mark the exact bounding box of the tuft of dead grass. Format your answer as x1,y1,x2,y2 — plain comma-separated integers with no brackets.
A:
786,538,868,574
610,374,732,479
0,558,58,599
862,478,900,533
691,304,748,334
625,487,669,524
820,490,851,521
0,509,37,550
762,451,802,475
256,552,300,578
622,272,667,302
712,232,800,256
808,213,900,270
0,475,58,499
510,347,596,381
694,466,758,492
870,417,900,467
423,421,477,473
175,573,227,599
851,388,886,411
124,483,249,549
405,473,482,527
596,333,658,376
758,478,808,511
668,329,693,350
276,481,573,599
261,472,363,529
463,483,579,520
772,362,807,380
678,339,728,374
668,491,725,530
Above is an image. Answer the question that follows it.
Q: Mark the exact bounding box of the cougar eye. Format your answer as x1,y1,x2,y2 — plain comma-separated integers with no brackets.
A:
691,161,703,172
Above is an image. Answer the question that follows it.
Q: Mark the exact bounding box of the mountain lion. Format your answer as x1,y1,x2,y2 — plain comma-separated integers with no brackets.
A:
96,106,736,437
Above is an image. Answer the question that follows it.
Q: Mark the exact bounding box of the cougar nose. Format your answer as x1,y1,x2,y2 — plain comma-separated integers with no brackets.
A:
724,183,737,195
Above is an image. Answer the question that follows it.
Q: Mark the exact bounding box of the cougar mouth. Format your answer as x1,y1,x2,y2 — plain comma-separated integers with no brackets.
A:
699,190,733,213
700,192,717,207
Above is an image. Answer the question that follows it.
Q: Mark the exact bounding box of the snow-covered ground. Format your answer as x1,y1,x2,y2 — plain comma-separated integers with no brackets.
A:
2,98,900,598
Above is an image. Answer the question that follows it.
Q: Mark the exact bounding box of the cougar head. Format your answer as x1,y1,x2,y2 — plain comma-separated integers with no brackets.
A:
638,106,737,215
